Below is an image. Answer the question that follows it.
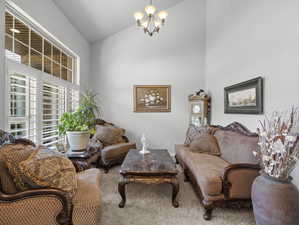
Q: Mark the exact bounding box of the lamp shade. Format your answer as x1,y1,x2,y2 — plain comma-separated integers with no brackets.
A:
134,12,144,21
158,11,168,20
145,5,156,15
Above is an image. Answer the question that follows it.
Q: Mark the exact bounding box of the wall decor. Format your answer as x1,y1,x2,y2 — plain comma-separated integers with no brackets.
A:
134,85,171,112
224,77,263,114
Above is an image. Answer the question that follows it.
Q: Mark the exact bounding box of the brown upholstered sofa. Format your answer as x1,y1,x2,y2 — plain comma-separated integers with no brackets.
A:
91,119,136,173
175,122,260,220
0,130,102,225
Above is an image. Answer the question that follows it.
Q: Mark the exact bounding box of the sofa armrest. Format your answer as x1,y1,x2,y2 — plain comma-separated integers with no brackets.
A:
222,164,260,199
0,188,70,225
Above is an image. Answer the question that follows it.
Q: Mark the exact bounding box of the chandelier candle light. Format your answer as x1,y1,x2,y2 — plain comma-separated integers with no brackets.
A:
134,0,168,36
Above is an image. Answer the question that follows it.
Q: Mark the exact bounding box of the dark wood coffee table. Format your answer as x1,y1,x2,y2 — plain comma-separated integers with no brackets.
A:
118,149,179,208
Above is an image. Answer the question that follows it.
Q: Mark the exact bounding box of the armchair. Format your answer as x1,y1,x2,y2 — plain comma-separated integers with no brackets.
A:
0,130,102,225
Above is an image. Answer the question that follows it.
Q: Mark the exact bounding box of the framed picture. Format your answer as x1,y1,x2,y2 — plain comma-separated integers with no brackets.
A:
134,85,171,112
224,77,263,114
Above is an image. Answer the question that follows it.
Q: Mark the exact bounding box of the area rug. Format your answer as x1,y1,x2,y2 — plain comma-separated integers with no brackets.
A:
100,166,256,225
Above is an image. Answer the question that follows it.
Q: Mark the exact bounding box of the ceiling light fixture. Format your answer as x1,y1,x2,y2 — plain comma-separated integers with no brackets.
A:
10,28,20,34
134,0,168,37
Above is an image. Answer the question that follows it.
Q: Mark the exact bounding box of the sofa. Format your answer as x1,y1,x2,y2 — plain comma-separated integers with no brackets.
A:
91,119,136,173
175,122,260,220
0,130,102,225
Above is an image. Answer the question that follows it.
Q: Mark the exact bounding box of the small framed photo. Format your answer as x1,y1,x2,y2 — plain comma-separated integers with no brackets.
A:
134,85,171,113
224,77,263,114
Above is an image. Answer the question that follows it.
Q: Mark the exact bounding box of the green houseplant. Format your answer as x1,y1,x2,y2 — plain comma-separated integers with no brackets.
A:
58,90,101,150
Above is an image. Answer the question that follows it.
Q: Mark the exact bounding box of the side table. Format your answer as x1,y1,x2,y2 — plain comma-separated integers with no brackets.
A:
67,149,100,172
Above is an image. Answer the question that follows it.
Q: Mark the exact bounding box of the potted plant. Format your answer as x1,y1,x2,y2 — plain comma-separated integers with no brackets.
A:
252,108,299,225
58,109,90,150
58,90,101,150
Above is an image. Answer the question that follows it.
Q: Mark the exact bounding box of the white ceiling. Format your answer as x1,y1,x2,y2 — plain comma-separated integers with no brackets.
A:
53,0,184,43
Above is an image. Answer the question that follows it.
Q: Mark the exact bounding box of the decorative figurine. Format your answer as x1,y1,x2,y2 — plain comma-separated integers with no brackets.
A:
140,133,150,154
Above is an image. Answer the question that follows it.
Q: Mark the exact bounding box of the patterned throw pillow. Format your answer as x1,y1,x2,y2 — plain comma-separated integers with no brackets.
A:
20,146,77,197
1,144,35,191
189,134,221,156
93,125,125,146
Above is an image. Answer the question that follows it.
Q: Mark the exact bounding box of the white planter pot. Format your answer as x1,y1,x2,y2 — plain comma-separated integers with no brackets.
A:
66,131,90,151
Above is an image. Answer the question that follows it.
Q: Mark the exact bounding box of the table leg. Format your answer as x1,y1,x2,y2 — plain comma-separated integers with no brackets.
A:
171,179,179,208
118,178,127,208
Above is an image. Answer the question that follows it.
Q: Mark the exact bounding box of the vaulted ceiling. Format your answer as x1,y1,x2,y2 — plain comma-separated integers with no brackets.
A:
53,0,184,43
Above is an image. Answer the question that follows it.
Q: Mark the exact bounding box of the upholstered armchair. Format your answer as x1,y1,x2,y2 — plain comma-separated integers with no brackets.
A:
92,119,136,173
0,130,102,225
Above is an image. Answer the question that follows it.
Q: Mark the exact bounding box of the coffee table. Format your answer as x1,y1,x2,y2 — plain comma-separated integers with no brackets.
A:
118,149,179,208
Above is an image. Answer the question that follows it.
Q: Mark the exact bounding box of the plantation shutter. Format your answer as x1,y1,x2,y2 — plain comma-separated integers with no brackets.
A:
8,73,37,142
42,82,65,147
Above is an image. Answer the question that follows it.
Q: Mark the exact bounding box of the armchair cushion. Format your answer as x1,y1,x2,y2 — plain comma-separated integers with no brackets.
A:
186,153,229,196
72,168,101,225
93,125,125,146
20,146,77,197
189,134,221,156
1,143,35,191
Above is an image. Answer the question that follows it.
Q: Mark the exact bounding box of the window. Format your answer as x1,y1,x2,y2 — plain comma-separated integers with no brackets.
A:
42,83,65,146
5,11,76,84
8,73,37,142
5,6,80,147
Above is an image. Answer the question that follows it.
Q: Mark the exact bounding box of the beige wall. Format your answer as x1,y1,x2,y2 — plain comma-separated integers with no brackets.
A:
206,0,299,186
90,0,206,154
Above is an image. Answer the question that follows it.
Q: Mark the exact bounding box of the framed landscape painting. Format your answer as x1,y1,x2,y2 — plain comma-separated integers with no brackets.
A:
224,77,263,114
134,85,171,112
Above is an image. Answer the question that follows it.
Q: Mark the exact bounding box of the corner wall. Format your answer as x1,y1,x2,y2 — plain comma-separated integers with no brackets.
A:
205,0,299,186
90,0,206,154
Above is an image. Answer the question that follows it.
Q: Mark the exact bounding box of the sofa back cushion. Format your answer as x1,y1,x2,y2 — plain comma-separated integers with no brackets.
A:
214,130,258,164
189,134,221,156
185,125,219,146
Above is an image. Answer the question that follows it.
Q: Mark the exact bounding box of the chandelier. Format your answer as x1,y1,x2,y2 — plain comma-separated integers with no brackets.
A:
134,0,168,37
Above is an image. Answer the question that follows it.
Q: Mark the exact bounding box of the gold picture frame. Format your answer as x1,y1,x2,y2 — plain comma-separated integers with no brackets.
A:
133,85,171,112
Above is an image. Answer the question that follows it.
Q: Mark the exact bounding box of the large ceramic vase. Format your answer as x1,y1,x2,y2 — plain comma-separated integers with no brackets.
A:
252,174,299,225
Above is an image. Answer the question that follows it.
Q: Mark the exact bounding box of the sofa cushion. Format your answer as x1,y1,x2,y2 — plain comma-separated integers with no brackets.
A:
175,144,191,164
93,125,125,146
1,144,35,191
184,125,219,146
186,153,229,196
0,161,17,194
72,168,101,225
189,134,221,156
20,146,77,197
214,130,258,164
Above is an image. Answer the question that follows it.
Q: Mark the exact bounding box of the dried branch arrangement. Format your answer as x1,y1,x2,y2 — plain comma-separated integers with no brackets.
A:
254,107,299,180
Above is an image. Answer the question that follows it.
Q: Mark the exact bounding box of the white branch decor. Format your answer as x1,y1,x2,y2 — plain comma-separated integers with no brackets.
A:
254,107,299,180
134,0,168,36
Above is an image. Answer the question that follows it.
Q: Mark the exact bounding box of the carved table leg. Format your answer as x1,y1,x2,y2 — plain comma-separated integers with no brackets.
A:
171,179,179,208
118,177,127,208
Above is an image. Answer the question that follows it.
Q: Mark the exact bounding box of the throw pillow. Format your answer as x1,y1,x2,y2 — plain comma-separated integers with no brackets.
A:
20,146,77,197
93,125,125,146
189,134,221,156
1,143,35,191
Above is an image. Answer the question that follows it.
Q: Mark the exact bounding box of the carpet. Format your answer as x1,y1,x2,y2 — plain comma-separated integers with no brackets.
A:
100,166,256,225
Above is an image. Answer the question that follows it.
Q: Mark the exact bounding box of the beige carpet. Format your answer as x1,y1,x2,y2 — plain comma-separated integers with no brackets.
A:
100,166,256,225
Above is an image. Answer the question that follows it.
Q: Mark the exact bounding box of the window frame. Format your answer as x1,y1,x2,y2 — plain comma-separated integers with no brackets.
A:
5,1,80,85
5,59,80,145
